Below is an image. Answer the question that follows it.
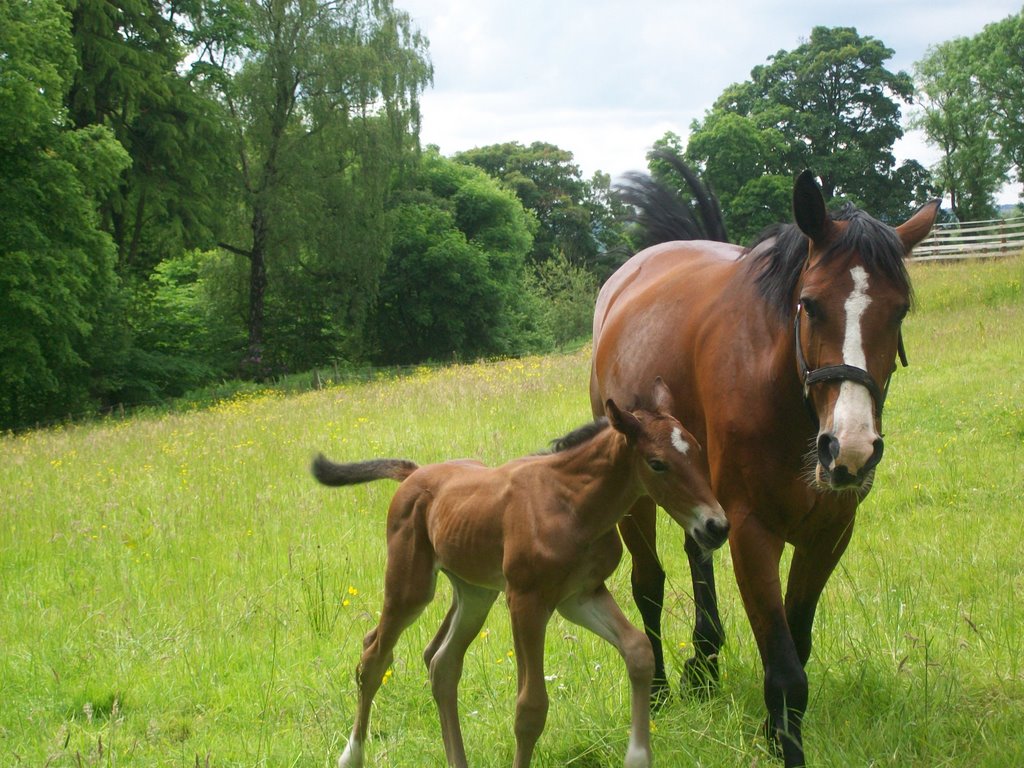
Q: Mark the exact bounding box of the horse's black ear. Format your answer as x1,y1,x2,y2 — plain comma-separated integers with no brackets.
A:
793,170,828,244
606,398,642,443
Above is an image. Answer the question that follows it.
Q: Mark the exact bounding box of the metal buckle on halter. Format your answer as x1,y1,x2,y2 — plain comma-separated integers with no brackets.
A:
793,304,908,424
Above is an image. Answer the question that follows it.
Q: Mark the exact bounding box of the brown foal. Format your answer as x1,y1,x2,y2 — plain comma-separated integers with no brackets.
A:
312,379,728,768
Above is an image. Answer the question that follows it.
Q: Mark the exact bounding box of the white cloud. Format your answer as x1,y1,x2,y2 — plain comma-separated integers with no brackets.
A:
401,0,1023,202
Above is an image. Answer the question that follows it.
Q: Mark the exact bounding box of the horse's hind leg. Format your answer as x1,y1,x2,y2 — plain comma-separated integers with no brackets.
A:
618,497,669,705
558,585,654,768
340,528,438,768
681,531,724,696
427,575,498,768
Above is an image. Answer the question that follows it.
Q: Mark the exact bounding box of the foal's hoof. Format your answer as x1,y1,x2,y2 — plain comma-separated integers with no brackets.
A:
681,654,719,700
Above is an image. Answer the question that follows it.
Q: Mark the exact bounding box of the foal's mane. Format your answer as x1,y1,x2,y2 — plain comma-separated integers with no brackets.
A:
544,417,610,454
741,204,912,319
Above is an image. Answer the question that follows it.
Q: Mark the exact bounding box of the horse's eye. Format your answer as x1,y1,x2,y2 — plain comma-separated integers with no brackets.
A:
646,458,668,473
800,297,822,321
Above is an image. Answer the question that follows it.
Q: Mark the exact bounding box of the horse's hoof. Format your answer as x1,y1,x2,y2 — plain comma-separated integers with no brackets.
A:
762,716,805,766
681,654,719,700
649,677,672,711
762,716,783,759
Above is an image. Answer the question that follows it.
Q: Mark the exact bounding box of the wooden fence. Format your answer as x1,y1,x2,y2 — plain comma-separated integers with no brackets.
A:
911,215,1024,262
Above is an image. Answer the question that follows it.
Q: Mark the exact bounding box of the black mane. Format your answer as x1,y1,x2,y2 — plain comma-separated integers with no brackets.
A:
614,148,913,319
742,204,913,319
545,417,610,454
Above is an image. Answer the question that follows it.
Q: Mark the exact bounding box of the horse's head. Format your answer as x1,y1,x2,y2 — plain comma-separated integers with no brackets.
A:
792,172,938,491
606,378,729,551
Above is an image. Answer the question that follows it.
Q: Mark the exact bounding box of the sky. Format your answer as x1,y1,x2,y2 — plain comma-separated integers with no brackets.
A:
398,0,1023,205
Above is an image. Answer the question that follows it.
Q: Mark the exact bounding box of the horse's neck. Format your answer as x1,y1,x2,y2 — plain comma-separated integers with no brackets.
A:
549,431,640,531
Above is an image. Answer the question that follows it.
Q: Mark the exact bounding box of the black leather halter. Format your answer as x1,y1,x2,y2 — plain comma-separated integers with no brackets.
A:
794,303,908,425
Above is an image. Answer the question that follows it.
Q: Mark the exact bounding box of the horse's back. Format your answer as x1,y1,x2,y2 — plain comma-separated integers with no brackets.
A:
591,240,742,419
594,240,741,340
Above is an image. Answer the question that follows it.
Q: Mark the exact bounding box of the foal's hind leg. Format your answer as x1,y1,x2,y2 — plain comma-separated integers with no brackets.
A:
340,533,437,768
619,497,669,705
558,585,655,768
426,575,499,768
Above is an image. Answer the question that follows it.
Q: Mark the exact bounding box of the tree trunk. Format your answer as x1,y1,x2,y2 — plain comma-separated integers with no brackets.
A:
245,204,269,378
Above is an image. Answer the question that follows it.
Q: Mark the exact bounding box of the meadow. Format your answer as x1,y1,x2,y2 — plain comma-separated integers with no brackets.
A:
1,254,1022,767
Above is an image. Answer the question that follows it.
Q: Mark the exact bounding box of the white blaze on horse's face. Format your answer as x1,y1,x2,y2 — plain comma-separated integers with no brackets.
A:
827,266,881,474
671,426,690,455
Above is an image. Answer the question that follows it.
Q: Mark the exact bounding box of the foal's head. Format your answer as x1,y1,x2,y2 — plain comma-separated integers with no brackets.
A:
606,379,729,552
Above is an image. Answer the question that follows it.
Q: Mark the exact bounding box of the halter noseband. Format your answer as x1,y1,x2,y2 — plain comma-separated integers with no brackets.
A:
794,303,908,425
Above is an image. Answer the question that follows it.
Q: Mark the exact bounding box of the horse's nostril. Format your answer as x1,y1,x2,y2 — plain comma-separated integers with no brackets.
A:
817,433,839,468
863,437,885,474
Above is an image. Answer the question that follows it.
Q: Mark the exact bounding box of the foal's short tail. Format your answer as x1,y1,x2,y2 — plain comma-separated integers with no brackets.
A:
311,454,419,487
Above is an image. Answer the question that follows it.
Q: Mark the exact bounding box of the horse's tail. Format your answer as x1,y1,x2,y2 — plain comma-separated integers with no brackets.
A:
615,147,728,247
311,453,419,487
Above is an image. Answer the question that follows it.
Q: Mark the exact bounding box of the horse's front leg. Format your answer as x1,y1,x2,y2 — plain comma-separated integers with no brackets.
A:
557,585,654,768
784,515,855,667
618,497,669,705
681,531,723,696
730,516,807,768
507,590,553,768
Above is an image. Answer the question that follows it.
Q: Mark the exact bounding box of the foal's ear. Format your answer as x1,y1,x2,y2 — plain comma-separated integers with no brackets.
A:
793,170,829,244
606,398,643,443
652,376,674,414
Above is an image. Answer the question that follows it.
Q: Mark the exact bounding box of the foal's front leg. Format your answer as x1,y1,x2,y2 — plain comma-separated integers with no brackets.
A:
558,585,655,768
618,498,669,705
506,590,554,768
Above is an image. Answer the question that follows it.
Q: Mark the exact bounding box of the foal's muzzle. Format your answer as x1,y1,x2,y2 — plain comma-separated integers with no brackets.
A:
692,512,729,552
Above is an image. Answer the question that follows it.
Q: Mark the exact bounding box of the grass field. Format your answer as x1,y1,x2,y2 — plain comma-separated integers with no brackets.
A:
2,255,1022,767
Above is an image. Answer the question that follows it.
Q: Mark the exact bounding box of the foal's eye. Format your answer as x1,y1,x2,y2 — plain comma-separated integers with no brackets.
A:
646,458,668,473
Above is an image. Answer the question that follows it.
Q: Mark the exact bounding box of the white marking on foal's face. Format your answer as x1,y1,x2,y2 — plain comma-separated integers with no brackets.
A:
832,266,875,435
670,426,690,455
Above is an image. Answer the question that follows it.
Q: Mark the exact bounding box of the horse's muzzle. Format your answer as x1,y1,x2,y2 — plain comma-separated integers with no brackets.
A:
816,433,884,489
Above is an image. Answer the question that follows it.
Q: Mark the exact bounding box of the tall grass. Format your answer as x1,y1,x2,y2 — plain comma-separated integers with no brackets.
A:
1,256,1021,767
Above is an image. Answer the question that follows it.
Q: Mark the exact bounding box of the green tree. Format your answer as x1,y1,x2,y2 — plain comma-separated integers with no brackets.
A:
0,0,131,429
914,37,1006,220
687,26,931,223
199,0,432,372
455,141,603,268
675,117,791,242
974,11,1024,193
64,0,231,275
371,152,541,364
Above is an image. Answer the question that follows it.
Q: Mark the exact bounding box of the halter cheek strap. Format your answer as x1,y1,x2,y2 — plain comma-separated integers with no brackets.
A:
794,304,908,424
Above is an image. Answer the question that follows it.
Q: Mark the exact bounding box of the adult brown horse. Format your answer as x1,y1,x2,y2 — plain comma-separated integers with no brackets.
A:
591,161,938,766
